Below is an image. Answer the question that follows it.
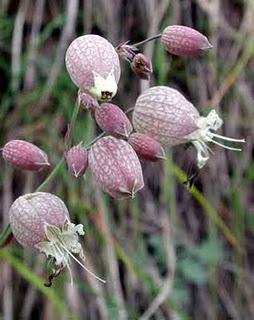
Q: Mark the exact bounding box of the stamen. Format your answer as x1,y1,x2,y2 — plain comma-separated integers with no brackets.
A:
211,139,243,151
54,242,74,286
210,132,246,143
59,243,106,284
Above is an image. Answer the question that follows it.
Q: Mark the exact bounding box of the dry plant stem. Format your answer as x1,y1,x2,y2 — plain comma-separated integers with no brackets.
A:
11,0,29,92
39,0,78,105
94,187,128,320
133,34,162,47
140,213,176,320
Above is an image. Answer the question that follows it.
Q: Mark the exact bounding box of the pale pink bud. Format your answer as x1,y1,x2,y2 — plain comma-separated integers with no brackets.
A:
9,192,105,284
88,136,144,198
95,103,133,138
133,86,245,168
128,133,165,161
131,53,153,80
65,34,121,101
2,140,50,171
79,91,99,111
65,144,88,178
161,25,212,57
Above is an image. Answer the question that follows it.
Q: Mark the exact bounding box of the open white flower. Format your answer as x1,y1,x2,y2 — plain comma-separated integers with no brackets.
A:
9,192,105,285
133,86,245,168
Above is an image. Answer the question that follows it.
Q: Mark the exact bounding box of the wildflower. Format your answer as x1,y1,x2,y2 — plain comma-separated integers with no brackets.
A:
133,86,245,168
88,136,144,198
131,53,153,80
2,140,50,171
95,103,133,138
161,25,212,57
128,133,165,161
65,34,121,101
65,144,88,178
9,192,105,284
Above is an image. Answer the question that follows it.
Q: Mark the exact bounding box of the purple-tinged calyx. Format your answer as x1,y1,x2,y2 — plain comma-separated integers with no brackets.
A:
131,53,153,80
78,91,99,111
115,41,138,62
95,103,133,138
9,192,105,284
2,140,50,171
128,133,165,161
65,144,88,178
161,25,212,57
88,136,144,198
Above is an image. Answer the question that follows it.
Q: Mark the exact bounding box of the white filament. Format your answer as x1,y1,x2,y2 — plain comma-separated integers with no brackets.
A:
186,109,245,168
36,222,105,285
59,243,106,284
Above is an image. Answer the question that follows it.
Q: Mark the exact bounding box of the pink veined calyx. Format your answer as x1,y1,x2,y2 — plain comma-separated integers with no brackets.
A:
132,86,245,168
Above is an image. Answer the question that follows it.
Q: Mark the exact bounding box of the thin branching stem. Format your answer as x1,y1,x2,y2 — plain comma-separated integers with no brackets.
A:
133,34,162,47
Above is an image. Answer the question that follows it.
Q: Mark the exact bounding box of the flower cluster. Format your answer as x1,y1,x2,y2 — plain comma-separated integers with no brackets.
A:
1,25,245,286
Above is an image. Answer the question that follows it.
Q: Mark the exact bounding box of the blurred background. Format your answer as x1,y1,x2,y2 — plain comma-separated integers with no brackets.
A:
0,0,254,319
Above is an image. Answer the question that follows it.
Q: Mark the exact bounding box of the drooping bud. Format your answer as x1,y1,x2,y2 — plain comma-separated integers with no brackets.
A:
115,41,137,62
131,53,153,80
133,86,245,168
2,140,50,171
88,136,144,198
161,25,212,57
95,103,133,138
128,133,165,161
78,90,99,111
65,144,88,178
9,192,105,284
65,34,121,101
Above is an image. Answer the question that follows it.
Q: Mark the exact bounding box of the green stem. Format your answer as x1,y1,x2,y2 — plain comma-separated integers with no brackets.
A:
35,159,65,192
133,34,162,47
0,225,12,248
0,97,81,248
84,132,105,149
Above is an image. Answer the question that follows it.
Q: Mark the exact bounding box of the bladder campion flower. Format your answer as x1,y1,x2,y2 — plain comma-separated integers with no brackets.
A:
9,192,105,284
88,136,144,198
65,144,88,178
65,34,121,101
161,25,212,57
2,140,50,171
133,86,245,168
128,133,165,161
95,103,133,138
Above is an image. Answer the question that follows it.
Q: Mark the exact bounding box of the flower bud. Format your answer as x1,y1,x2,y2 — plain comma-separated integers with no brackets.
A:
88,136,144,198
131,53,153,80
65,144,88,178
95,103,133,138
79,91,99,111
2,140,50,171
161,25,212,57
9,192,105,284
65,34,121,101
133,86,245,168
115,41,137,61
128,133,165,161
